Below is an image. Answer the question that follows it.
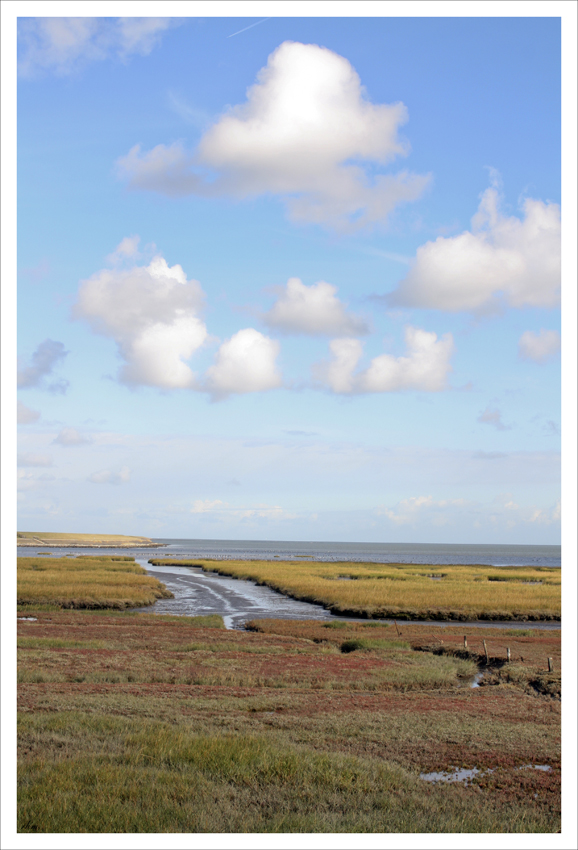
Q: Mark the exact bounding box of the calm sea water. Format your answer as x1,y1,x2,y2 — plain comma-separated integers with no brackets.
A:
17,538,561,567
148,539,561,567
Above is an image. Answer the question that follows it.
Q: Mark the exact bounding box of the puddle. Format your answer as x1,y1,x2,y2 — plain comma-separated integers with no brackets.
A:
470,672,484,688
421,764,551,784
420,767,493,785
18,616,37,621
518,764,551,772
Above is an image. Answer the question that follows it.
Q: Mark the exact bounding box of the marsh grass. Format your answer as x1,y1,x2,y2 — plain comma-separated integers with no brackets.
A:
17,556,173,609
18,717,556,834
17,611,560,833
150,559,560,621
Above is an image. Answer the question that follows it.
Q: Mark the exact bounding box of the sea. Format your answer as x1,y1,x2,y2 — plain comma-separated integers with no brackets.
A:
18,538,561,568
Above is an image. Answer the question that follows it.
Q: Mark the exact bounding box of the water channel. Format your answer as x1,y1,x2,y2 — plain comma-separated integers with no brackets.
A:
137,559,560,631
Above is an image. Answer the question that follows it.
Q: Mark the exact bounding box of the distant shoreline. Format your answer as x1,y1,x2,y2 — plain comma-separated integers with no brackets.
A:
17,532,161,549
17,542,162,549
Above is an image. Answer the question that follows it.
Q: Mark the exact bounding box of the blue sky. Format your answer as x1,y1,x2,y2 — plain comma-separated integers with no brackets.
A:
14,11,564,543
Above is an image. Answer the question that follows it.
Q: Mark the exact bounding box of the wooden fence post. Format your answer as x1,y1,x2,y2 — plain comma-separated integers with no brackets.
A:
548,657,553,672
507,647,511,662
483,640,489,664
464,636,468,649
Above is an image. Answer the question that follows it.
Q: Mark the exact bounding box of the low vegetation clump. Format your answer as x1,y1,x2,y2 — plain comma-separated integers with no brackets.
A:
17,556,172,610
149,559,561,621
17,611,561,833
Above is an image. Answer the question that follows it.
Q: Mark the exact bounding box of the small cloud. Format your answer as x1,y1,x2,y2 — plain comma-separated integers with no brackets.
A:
53,427,92,447
191,499,224,514
284,430,318,437
477,407,511,431
314,326,454,394
263,278,369,336
17,339,69,393
17,400,40,424
89,466,130,485
106,235,140,265
204,328,282,400
518,329,561,363
543,420,560,436
17,453,53,467
472,450,507,460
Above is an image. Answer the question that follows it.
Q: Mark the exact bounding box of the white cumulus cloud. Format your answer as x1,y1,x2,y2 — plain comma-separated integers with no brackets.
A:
18,17,176,78
72,250,207,389
388,181,560,312
117,41,430,230
314,326,454,394
263,278,369,336
518,329,561,363
205,329,282,400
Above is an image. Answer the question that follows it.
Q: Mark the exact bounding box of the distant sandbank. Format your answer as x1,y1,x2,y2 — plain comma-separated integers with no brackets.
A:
16,532,161,549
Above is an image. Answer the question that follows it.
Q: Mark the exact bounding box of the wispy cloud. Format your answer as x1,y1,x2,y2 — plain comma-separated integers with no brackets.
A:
477,407,511,432
227,19,270,39
18,17,180,78
17,339,69,394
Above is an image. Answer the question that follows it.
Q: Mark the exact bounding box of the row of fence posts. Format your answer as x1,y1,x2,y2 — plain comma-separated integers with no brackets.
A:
463,635,554,670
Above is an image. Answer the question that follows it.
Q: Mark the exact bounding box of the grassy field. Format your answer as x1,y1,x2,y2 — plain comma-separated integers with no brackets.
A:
17,531,156,547
149,559,561,621
17,610,561,833
17,556,173,610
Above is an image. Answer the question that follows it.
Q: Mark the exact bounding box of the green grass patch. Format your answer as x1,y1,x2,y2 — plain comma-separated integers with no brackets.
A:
18,715,557,833
341,638,410,653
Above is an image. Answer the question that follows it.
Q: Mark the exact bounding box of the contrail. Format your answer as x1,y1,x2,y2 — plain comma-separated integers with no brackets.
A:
227,18,270,38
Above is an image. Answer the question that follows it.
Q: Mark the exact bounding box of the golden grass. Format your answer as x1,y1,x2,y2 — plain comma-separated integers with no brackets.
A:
150,559,561,621
17,556,173,609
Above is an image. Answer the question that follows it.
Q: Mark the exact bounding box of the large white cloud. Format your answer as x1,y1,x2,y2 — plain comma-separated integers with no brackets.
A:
18,17,176,77
73,248,208,389
388,183,560,312
204,329,282,400
117,41,430,230
263,277,369,336
314,326,454,394
518,329,561,363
